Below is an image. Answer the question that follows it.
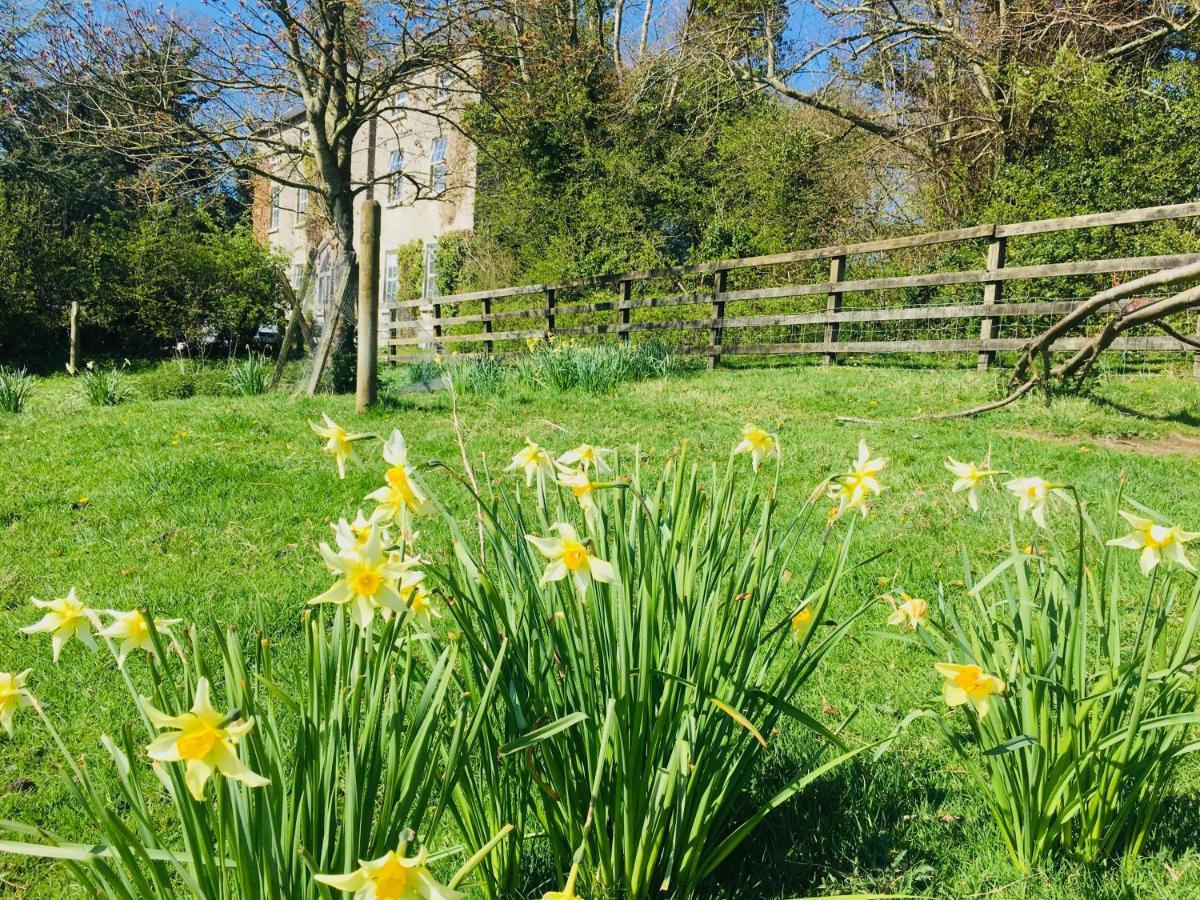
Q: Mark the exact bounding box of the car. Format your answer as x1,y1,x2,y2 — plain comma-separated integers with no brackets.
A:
252,324,282,350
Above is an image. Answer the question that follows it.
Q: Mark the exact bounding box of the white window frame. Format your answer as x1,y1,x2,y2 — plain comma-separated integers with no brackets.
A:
297,187,308,219
429,137,448,195
292,263,304,290
387,149,405,205
434,71,451,105
269,186,281,231
383,250,399,305
423,242,439,300
317,259,333,321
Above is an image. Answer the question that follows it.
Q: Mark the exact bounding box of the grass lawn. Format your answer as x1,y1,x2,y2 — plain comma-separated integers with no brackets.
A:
3,364,1200,897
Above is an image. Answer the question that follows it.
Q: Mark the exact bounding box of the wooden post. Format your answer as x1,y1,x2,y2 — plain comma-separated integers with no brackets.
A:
546,288,556,336
68,301,80,374
708,270,727,370
619,280,632,345
431,299,443,351
482,297,494,353
1193,313,1200,377
823,255,846,367
356,200,380,413
388,307,397,367
977,235,1007,371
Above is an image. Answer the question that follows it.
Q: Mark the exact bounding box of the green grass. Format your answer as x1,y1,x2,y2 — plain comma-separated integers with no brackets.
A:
2,365,1200,897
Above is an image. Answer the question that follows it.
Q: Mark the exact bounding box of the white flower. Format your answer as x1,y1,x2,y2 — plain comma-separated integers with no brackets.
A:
526,523,619,599
1005,476,1060,529
311,527,423,628
1107,510,1198,575
557,444,613,476
506,438,555,486
97,609,182,667
21,588,99,662
732,424,780,472
944,458,997,512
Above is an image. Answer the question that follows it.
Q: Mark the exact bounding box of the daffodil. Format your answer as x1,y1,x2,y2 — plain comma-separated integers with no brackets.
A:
143,677,269,801
311,527,423,628
790,606,814,641
526,523,618,598
367,430,434,526
335,510,387,553
733,424,780,472
832,441,889,517
886,593,928,630
543,862,583,900
945,458,997,512
97,609,182,667
310,413,370,479
936,662,1004,718
406,581,441,631
0,670,33,735
557,444,612,476
507,438,555,486
1107,510,1198,575
557,468,598,512
21,588,98,662
1005,476,1060,529
314,844,464,900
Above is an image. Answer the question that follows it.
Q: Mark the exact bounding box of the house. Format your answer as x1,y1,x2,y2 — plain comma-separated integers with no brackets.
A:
253,66,476,338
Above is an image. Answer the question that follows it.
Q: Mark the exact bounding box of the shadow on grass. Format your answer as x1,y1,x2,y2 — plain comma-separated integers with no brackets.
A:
698,748,947,898
1087,393,1200,429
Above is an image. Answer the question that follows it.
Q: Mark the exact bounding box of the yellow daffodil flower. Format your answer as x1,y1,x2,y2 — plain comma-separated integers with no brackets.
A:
543,862,583,900
886,593,928,630
790,606,814,641
945,458,997,512
311,527,423,628
831,441,888,518
21,587,99,663
406,582,441,631
310,413,370,480
557,468,598,512
0,670,34,735
507,438,555,486
143,677,269,801
1005,476,1060,529
733,424,780,472
1107,510,1198,575
367,430,434,527
335,510,388,553
97,610,182,667
314,844,464,900
526,523,618,598
936,662,1004,718
557,444,612,476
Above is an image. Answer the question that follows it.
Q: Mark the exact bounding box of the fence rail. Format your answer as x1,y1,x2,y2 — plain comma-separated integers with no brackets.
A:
386,202,1200,371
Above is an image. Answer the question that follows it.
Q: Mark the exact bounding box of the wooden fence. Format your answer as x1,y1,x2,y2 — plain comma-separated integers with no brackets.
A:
386,202,1200,372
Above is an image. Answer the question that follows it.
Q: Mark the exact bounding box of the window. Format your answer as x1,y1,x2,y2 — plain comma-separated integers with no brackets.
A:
292,263,304,290
269,186,281,230
297,187,308,219
387,150,405,205
317,259,333,321
383,250,399,304
429,137,448,195
434,70,451,105
423,242,438,299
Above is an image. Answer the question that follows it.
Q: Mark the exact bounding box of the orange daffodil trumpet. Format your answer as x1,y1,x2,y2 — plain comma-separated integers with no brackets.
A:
310,413,371,480
733,424,780,472
97,610,182,668
830,441,889,518
1107,510,1198,575
557,444,612,476
314,842,463,900
21,587,99,662
0,670,34,735
1005,476,1061,529
526,523,619,599
945,458,997,512
936,663,1005,718
312,526,423,628
507,437,555,486
887,593,928,630
142,677,269,801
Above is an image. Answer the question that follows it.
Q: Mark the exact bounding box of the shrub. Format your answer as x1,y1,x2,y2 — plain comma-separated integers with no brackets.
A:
0,365,35,413
77,361,133,406
444,356,505,397
904,491,1200,872
435,434,877,898
407,358,442,385
138,362,197,400
228,352,270,396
